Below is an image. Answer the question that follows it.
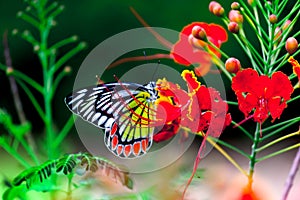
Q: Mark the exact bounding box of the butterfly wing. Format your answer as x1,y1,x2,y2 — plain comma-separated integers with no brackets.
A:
65,82,157,158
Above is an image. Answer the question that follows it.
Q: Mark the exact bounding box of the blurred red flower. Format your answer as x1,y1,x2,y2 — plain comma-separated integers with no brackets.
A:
288,56,300,85
170,22,228,76
232,68,293,123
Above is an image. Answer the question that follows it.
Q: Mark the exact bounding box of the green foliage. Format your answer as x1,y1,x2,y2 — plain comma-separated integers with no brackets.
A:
3,153,133,199
0,109,31,140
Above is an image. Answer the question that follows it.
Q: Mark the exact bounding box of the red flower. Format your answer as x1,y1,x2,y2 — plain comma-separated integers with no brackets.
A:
232,68,293,123
153,118,181,142
170,22,228,76
155,78,190,125
288,56,300,85
154,70,231,142
181,70,231,137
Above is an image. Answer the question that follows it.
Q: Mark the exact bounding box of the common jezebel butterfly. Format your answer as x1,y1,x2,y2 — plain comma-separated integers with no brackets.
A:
65,81,179,158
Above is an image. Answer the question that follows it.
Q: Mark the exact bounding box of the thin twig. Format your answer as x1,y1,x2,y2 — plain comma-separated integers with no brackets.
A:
281,146,300,200
129,7,173,50
107,53,172,69
3,31,37,152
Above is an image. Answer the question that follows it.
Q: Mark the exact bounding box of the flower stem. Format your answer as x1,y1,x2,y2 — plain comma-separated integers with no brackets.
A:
257,143,300,162
208,136,250,158
3,31,38,157
180,128,247,176
281,147,300,200
286,95,300,103
261,117,300,141
231,121,254,140
206,136,248,177
53,116,75,148
248,123,260,190
0,138,31,168
256,130,300,152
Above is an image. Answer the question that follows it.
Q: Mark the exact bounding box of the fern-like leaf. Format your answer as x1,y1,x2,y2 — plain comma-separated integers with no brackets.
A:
56,154,78,175
10,153,133,191
13,160,56,189
79,153,133,189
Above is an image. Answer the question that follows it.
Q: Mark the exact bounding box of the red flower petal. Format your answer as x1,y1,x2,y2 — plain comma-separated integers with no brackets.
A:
153,118,180,143
267,71,293,100
181,70,201,93
171,22,227,76
268,96,287,121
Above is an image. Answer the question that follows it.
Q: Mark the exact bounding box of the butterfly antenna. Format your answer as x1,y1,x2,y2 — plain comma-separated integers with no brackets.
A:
151,59,160,81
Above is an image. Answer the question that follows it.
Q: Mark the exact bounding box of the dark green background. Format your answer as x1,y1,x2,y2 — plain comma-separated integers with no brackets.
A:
0,0,298,143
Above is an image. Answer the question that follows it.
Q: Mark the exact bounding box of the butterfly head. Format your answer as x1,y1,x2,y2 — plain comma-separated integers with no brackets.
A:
144,81,159,102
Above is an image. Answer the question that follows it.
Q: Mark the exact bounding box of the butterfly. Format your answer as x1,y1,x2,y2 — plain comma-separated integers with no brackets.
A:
65,81,172,158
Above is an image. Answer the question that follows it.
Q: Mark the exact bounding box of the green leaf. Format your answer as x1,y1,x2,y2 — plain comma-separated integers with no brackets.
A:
2,185,28,200
56,154,78,175
78,153,134,189
0,108,31,139
13,160,56,189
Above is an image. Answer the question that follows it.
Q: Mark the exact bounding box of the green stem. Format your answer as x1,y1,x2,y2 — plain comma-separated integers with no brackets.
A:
50,71,68,99
10,70,43,93
48,36,78,51
66,173,74,200
225,100,238,106
261,117,300,141
231,121,254,140
209,136,250,158
248,123,260,190
53,116,75,148
0,139,31,168
256,130,300,152
53,42,86,73
15,79,46,122
17,12,40,29
206,136,248,177
237,0,269,42
17,136,40,165
288,95,300,104
253,6,266,62
257,143,300,162
205,48,232,81
261,117,300,133
206,40,229,59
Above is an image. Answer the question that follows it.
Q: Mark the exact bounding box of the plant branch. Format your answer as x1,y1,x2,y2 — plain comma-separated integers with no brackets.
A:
281,147,300,200
3,31,37,153
257,143,300,162
256,130,300,152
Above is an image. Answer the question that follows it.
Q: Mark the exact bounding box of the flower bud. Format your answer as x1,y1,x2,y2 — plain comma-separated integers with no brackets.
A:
228,22,240,34
213,5,225,17
229,10,243,23
192,26,207,40
190,36,206,49
247,0,256,6
285,37,298,54
6,67,14,75
274,27,282,43
64,66,72,73
209,1,220,13
282,20,292,31
269,14,277,24
225,57,241,73
231,2,240,10
209,1,224,17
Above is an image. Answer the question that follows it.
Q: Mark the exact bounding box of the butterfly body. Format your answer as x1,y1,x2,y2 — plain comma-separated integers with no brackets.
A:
65,82,160,158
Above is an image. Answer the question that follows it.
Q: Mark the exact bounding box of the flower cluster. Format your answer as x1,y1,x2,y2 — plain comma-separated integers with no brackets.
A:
232,68,293,123
153,70,231,142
